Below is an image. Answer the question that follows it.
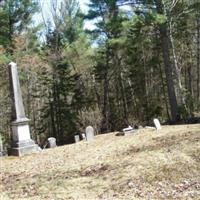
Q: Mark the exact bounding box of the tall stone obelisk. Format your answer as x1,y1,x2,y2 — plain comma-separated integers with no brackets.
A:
9,62,39,156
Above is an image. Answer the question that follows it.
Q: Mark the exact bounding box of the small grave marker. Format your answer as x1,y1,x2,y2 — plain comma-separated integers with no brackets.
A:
122,125,135,135
81,133,86,140
85,126,94,141
74,135,80,143
123,125,133,132
153,118,162,130
47,137,56,148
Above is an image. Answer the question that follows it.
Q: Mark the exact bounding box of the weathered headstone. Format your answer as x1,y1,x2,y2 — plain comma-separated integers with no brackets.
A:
81,133,86,140
74,135,80,143
85,126,94,141
153,118,162,130
9,62,39,156
47,137,56,148
123,125,133,132
122,125,136,135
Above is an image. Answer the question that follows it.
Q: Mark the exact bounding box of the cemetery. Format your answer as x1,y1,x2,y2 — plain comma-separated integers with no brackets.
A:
0,62,199,199
1,124,199,199
0,63,199,198
0,0,200,199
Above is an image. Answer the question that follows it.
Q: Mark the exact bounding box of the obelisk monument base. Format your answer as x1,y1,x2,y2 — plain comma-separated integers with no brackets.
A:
10,118,39,156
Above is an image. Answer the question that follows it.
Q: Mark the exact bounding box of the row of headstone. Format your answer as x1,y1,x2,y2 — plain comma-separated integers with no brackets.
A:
7,61,162,156
118,118,162,136
44,119,161,147
74,126,95,143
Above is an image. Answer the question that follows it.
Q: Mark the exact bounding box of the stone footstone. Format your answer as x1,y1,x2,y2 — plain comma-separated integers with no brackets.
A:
74,135,80,143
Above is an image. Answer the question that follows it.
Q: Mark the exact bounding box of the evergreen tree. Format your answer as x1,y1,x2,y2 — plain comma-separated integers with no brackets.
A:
86,0,129,131
0,0,38,51
38,0,88,144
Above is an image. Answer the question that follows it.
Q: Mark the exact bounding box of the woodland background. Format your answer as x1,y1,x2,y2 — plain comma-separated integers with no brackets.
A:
0,0,200,147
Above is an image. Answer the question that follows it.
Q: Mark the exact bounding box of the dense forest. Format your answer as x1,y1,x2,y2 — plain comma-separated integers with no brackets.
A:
0,0,200,147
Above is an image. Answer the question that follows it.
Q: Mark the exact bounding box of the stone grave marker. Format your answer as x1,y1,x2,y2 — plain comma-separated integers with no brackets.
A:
123,125,133,133
153,118,162,130
74,135,80,143
47,137,57,148
85,126,94,141
122,125,136,135
9,62,39,156
81,133,86,140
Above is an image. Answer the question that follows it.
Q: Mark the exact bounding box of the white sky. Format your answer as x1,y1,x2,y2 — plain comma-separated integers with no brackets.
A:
34,0,95,30
79,0,90,12
33,0,130,40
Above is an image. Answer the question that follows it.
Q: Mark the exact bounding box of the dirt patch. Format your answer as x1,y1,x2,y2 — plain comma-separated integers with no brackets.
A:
80,164,110,176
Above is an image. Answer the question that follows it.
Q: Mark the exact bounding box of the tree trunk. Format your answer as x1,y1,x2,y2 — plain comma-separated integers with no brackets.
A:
155,0,179,122
51,85,57,139
8,2,14,53
197,12,200,103
101,49,110,132
114,53,128,124
188,66,193,115
102,71,109,131
169,20,186,110
119,71,128,122
155,28,170,120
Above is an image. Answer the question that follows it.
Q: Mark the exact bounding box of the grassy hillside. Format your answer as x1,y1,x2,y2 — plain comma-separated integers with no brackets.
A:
0,124,200,200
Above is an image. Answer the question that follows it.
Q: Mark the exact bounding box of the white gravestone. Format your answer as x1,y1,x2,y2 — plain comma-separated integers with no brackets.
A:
74,135,80,143
47,137,56,148
85,126,94,141
123,125,134,132
9,62,39,156
123,125,136,135
81,133,86,140
153,118,162,130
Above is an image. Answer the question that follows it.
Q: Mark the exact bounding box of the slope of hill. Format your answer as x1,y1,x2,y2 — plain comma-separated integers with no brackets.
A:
1,124,200,200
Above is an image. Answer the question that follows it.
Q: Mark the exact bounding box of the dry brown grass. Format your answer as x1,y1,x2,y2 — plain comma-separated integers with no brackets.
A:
0,124,200,200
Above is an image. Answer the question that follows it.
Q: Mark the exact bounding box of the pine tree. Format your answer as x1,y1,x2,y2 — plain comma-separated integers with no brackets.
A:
86,0,129,131
0,0,38,51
